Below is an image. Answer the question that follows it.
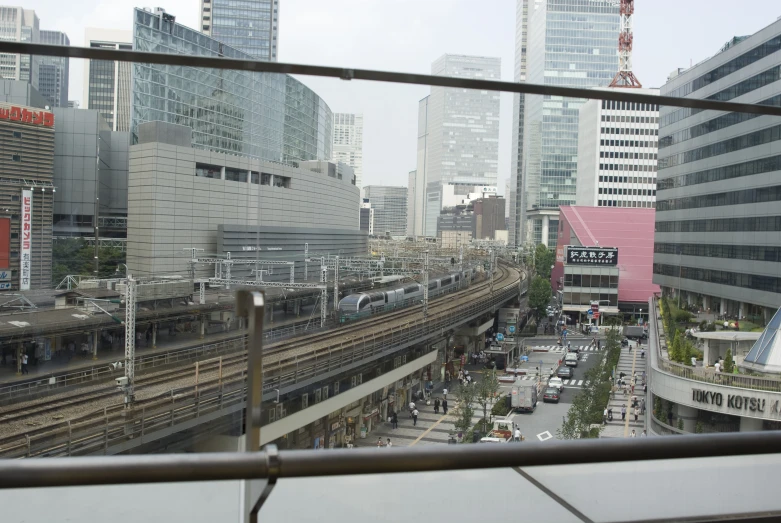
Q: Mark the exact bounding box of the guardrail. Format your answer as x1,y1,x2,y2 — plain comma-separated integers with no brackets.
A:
2,269,521,457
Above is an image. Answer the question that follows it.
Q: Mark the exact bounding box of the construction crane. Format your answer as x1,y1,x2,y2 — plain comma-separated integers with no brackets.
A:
609,0,642,88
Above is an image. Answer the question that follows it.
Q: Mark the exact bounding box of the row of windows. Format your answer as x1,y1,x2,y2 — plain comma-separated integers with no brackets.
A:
657,184,781,211
659,123,781,170
564,274,618,288
657,154,781,191
653,263,781,295
659,94,781,150
599,139,657,148
601,100,659,112
194,163,292,188
600,151,656,160
53,214,94,227
563,292,618,307
600,163,657,172
667,35,781,99
599,200,656,208
598,176,655,184
655,242,781,263
655,215,781,233
599,187,656,196
601,127,659,136
601,114,658,124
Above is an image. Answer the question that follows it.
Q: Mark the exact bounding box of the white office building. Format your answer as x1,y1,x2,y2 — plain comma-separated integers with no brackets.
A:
0,7,39,88
508,0,530,247
332,113,364,191
575,87,660,208
83,28,132,132
406,170,416,236
414,54,501,238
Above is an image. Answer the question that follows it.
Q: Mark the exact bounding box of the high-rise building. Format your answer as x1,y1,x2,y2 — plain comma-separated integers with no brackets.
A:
508,0,530,247
364,186,407,237
518,0,620,247
38,30,69,108
575,87,660,208
653,19,781,322
406,170,416,236
332,113,363,190
83,28,132,132
0,7,39,88
67,100,79,109
200,0,278,61
414,54,501,237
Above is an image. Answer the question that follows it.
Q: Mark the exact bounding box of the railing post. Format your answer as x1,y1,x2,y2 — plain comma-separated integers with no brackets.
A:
26,434,31,457
141,407,146,436
67,420,72,456
104,415,109,454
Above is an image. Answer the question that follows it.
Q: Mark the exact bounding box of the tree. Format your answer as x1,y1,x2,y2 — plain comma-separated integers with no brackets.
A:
529,276,552,318
723,349,735,373
534,243,555,279
475,370,501,433
452,384,477,441
51,238,126,285
682,339,693,365
670,331,683,362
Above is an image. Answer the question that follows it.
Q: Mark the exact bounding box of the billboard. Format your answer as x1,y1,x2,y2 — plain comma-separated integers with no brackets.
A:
20,190,32,290
566,246,618,266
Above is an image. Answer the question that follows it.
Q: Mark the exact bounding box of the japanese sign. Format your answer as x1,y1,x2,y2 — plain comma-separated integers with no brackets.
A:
20,190,32,290
0,105,54,127
566,246,618,266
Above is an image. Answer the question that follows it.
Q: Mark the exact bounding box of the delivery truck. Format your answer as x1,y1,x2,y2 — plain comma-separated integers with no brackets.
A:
511,380,538,413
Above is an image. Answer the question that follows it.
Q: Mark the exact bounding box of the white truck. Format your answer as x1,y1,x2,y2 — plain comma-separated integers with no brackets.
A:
565,352,579,367
479,419,515,443
511,380,538,413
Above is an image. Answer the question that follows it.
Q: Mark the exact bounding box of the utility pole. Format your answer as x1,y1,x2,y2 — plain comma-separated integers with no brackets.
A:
183,248,204,280
304,243,309,281
93,196,100,277
333,255,339,312
320,261,328,327
490,249,495,296
124,274,136,406
423,250,429,319
459,244,464,289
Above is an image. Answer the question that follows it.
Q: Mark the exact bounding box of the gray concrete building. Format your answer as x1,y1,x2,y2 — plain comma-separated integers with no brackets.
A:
653,18,781,322
363,186,407,238
38,30,69,108
83,28,131,132
0,78,45,107
126,122,363,278
0,6,39,89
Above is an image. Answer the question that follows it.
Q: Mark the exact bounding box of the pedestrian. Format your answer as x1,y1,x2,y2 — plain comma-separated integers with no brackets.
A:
641,430,647,437
631,383,635,394
621,405,627,421
630,430,637,438
667,409,673,426
434,397,440,414
377,437,384,447
442,399,448,415
409,401,415,417
391,411,398,429
641,398,646,414
443,387,448,398
386,438,392,448
598,339,601,350
634,406,639,422
644,383,648,394
412,408,419,426
514,428,522,442
21,353,29,375
603,407,608,425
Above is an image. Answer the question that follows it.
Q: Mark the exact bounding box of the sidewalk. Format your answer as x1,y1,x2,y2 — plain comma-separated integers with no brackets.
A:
601,340,649,438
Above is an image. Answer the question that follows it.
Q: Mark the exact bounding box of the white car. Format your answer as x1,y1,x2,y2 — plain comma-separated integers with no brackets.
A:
548,377,564,392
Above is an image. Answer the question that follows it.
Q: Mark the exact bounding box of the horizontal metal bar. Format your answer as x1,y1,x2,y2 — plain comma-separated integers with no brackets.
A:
1,431,780,489
2,42,781,117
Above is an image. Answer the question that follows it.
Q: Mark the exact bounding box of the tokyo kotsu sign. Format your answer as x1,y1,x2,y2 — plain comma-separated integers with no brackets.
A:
0,106,54,127
566,246,618,266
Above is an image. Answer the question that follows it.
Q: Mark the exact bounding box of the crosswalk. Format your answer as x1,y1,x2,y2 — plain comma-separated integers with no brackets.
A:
512,375,590,388
530,345,602,353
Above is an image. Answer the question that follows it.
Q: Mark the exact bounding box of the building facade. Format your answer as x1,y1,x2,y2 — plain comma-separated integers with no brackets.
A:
406,170,415,236
38,30,69,108
200,0,278,61
519,0,620,247
0,100,54,290
508,0,529,247
83,28,132,132
0,7,39,89
332,113,363,191
359,200,373,235
653,18,781,322
363,186,407,238
575,87,660,208
473,196,506,241
132,8,331,164
126,121,363,278
414,55,501,237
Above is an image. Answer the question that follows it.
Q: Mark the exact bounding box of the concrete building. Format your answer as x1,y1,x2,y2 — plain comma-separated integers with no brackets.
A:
508,0,529,247
437,207,473,249
406,170,415,237
38,30,69,108
83,28,131,132
52,108,129,238
518,0,620,247
67,100,79,109
653,18,781,323
363,186,407,238
0,98,55,290
200,0,278,61
0,78,45,107
359,199,373,235
332,113,363,191
132,8,331,164
575,87,660,208
473,195,506,241
299,160,355,186
0,6,39,89
413,55,501,237
126,121,364,279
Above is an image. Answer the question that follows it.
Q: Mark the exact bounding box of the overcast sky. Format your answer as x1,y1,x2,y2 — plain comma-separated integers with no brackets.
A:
26,0,781,189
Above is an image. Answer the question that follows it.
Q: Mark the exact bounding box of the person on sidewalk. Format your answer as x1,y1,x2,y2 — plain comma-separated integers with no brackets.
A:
386,438,392,448
409,401,415,417
641,399,646,415
412,408,419,426
377,438,384,447
634,406,640,422
667,409,673,427
391,411,398,429
603,408,608,425
641,430,647,437
434,398,440,414
621,405,627,421
514,428,522,442
630,430,637,438
21,353,29,375
442,399,448,415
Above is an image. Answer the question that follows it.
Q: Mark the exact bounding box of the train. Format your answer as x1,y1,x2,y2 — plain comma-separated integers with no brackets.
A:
337,268,478,315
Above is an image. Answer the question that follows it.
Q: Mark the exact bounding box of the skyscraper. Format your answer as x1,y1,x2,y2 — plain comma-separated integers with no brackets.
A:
83,28,132,132
332,113,364,190
406,170,416,236
517,0,620,247
0,7,39,88
508,0,530,247
364,186,407,237
38,30,69,108
200,0,278,61
414,54,501,237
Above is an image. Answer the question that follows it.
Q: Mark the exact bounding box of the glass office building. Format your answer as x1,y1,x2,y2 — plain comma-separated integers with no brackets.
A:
653,18,781,323
200,0,278,61
364,186,408,237
38,30,69,108
132,8,330,164
520,0,619,246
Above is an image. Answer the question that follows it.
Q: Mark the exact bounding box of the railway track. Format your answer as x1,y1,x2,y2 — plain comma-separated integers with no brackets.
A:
0,263,522,454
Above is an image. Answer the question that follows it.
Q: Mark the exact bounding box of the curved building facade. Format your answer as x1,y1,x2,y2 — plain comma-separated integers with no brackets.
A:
131,8,331,164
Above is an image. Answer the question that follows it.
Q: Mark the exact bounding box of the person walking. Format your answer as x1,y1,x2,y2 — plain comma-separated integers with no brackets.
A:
641,398,646,415
412,408,419,426
442,399,448,415
377,437,384,447
409,401,415,418
641,430,647,437
386,438,392,448
391,411,398,429
21,353,29,375
514,428,522,442
603,407,608,425
621,405,627,421
434,397,440,414
598,339,601,350
630,430,637,438
634,406,640,422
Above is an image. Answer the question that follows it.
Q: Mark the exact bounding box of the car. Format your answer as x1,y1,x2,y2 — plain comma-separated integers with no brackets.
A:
568,345,581,353
557,366,574,379
548,377,564,392
542,387,560,403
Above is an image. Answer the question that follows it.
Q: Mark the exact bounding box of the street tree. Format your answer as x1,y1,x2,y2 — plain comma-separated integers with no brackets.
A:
528,276,552,318
723,348,735,373
475,370,500,433
534,243,555,279
52,238,126,285
452,384,477,441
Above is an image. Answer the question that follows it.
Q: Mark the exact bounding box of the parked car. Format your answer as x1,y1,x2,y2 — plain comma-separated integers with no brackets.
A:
548,377,564,393
557,366,574,379
542,387,560,403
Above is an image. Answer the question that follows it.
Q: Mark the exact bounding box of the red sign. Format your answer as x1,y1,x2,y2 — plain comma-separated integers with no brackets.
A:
460,355,466,366
593,312,601,319
591,303,599,313
0,106,54,127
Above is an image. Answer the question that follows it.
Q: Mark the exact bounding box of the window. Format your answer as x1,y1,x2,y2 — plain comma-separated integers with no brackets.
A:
224,168,247,182
302,393,309,409
12,155,21,162
13,131,21,138
322,386,329,400
195,163,220,178
357,373,363,385
250,172,259,184
261,173,272,185
334,381,340,394
273,175,290,188
315,389,321,403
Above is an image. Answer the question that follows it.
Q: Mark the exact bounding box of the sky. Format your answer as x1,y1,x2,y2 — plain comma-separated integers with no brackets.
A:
24,0,781,190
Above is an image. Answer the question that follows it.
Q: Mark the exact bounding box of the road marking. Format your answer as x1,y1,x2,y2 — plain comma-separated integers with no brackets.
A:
577,380,583,386
409,412,449,446
537,431,553,441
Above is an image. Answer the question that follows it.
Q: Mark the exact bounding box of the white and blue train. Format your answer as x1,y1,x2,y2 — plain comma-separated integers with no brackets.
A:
337,269,477,314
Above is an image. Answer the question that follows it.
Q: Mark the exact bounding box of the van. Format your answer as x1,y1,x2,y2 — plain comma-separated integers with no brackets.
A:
565,352,579,367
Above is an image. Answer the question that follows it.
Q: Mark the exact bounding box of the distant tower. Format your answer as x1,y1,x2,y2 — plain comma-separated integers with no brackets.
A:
609,0,642,88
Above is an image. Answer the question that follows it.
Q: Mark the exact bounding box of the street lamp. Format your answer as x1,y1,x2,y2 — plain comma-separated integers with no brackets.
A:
116,263,129,277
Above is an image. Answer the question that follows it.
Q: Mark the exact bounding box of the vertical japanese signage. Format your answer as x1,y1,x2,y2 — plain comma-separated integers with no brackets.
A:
20,189,32,290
